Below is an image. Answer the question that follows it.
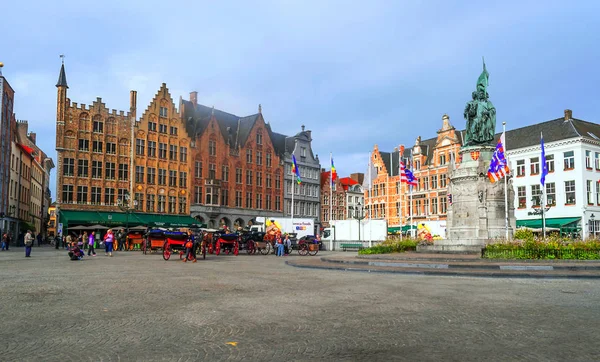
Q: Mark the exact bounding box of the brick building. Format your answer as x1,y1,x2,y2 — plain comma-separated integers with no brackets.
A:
320,170,348,227
181,96,285,229
365,114,462,236
55,63,197,231
132,84,192,216
0,63,15,233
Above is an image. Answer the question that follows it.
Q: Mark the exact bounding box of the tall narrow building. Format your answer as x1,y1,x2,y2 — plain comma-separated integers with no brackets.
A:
0,63,15,233
54,63,198,231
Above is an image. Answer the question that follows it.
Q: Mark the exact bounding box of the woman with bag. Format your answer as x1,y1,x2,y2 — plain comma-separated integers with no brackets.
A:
104,229,114,257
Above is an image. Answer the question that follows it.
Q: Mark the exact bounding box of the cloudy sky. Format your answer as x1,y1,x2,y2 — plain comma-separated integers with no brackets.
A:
2,0,600,195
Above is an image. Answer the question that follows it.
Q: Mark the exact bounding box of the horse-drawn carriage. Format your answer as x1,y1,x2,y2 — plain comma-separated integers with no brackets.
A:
162,231,189,261
126,230,145,251
143,229,166,254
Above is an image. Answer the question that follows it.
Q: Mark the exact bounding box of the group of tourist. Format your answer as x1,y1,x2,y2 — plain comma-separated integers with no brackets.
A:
274,234,293,256
67,229,118,260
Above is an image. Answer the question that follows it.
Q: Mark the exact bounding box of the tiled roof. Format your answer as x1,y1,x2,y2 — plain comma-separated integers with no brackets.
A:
503,117,600,150
182,100,289,155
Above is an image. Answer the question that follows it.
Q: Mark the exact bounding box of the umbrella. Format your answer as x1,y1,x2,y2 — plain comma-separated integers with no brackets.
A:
88,224,109,230
128,225,148,231
68,225,88,230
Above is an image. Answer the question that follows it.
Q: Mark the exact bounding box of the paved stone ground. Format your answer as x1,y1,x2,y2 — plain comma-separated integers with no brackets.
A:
1,247,600,361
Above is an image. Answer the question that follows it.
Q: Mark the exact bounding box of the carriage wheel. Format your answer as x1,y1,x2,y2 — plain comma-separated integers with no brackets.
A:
142,240,147,255
298,244,309,256
208,242,214,254
259,242,269,255
179,250,184,260
162,242,171,260
202,244,207,260
308,245,319,256
234,241,239,256
246,240,254,255
215,241,221,256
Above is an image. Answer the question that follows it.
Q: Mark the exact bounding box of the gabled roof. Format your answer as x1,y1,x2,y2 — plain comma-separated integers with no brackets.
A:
503,117,600,151
236,114,260,148
339,177,359,191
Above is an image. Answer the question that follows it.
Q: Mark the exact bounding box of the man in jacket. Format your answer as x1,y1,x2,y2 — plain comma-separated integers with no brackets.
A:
24,230,34,257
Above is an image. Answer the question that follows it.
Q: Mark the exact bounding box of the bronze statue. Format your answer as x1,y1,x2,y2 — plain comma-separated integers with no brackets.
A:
464,59,496,147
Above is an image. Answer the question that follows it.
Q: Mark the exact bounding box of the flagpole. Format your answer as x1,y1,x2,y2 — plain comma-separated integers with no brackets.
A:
388,150,392,228
541,132,546,239
410,149,414,237
329,152,333,251
399,152,403,241
291,176,294,222
503,122,509,240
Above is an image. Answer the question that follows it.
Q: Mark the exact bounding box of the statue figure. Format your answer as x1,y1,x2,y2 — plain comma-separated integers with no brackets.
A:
463,59,496,147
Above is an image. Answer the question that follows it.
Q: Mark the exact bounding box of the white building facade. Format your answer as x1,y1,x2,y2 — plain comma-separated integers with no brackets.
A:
506,110,600,238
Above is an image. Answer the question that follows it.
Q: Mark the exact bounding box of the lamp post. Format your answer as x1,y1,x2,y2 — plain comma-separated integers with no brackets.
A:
354,202,366,247
527,195,550,237
117,192,137,235
590,213,596,239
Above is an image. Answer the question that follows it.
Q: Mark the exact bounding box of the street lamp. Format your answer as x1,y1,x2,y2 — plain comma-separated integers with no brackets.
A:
117,192,137,236
590,213,596,239
354,202,366,246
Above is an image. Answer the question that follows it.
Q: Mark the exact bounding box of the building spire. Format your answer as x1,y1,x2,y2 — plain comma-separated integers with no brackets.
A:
258,104,262,114
56,55,68,88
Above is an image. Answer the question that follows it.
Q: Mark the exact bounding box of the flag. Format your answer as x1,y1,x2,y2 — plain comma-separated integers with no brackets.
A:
399,160,408,183
330,156,337,186
404,168,418,186
540,132,548,186
487,131,510,183
362,155,377,190
292,155,301,184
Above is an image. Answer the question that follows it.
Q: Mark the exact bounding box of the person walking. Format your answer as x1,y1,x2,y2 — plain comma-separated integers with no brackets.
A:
36,232,42,247
5,233,10,250
87,231,96,256
104,229,114,257
24,230,34,257
1,233,7,251
55,235,60,249
118,229,127,251
82,232,88,251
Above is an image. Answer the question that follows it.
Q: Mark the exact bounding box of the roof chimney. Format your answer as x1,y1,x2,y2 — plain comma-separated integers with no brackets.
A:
190,91,198,107
301,125,305,131
29,132,36,144
564,109,572,121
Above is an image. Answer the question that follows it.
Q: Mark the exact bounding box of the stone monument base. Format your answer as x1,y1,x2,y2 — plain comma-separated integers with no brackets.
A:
417,239,484,254
416,144,515,255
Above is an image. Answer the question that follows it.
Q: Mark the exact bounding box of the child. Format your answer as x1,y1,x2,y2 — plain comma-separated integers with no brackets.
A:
68,242,83,261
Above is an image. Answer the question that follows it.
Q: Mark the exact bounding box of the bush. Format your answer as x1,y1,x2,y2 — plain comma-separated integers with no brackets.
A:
358,238,418,255
483,236,600,260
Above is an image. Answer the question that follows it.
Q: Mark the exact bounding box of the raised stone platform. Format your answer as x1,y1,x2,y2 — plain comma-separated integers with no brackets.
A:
286,252,600,278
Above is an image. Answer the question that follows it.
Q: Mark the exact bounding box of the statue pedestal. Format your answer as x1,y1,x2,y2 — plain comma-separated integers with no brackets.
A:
419,146,515,254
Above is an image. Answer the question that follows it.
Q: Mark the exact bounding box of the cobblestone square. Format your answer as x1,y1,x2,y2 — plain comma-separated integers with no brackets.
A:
1,247,600,361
